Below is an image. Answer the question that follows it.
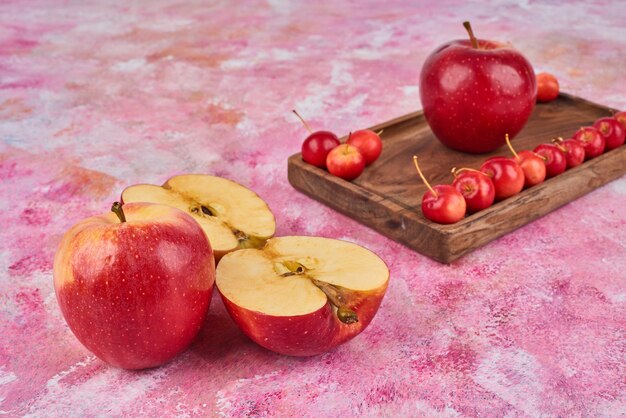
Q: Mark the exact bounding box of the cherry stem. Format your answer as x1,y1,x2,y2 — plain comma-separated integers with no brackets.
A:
111,202,126,223
311,279,358,324
377,129,384,136
451,167,484,178
413,156,437,197
292,109,313,134
463,21,479,49
551,137,567,152
505,133,520,160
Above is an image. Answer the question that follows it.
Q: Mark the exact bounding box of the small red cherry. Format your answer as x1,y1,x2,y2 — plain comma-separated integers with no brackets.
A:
294,110,340,168
451,167,495,213
504,134,546,188
533,143,567,177
573,126,605,160
413,156,466,224
552,137,585,169
593,117,625,151
346,129,383,166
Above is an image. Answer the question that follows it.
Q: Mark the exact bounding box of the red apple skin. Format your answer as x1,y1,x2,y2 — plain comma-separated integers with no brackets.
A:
420,39,536,153
326,144,365,181
533,144,567,178
614,111,626,132
346,129,383,166
480,157,525,201
53,203,215,370
301,131,340,168
517,150,546,188
593,117,625,151
218,284,387,356
422,185,466,224
560,138,585,168
452,171,495,214
573,126,605,160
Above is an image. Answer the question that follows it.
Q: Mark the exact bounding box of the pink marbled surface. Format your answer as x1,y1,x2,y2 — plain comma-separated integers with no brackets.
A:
1,0,625,416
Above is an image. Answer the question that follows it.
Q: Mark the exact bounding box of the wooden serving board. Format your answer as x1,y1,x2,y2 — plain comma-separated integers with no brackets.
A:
287,93,625,263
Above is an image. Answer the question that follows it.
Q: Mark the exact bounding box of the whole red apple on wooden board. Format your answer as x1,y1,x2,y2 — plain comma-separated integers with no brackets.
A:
420,22,537,153
53,202,215,370
216,236,389,356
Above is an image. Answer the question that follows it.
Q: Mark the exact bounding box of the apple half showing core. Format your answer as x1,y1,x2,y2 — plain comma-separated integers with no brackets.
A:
216,236,389,356
121,175,276,260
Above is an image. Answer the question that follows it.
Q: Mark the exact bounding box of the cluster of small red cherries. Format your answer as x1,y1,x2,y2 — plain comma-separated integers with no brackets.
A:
414,112,626,224
294,110,383,180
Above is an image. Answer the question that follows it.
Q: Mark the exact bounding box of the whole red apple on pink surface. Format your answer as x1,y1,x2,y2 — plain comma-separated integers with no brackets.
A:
216,236,389,356
419,21,537,153
53,202,215,370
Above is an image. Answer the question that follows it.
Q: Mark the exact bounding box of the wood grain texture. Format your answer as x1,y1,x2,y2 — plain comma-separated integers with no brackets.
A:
288,93,626,263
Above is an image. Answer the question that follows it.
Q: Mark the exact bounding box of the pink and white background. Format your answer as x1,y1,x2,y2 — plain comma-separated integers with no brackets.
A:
1,0,625,416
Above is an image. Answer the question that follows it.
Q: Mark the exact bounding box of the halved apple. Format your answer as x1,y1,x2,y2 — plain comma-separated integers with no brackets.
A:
216,236,389,356
121,174,275,260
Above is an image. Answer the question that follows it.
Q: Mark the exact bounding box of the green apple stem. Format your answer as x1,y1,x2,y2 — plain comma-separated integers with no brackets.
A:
463,21,479,49
505,133,520,160
111,202,126,223
292,109,313,134
413,156,438,198
311,279,359,324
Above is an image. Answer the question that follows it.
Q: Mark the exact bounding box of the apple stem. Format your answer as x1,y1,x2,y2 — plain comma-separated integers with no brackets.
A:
346,132,353,149
505,133,520,160
111,202,126,223
311,279,358,324
463,21,479,49
451,167,484,178
292,109,313,134
551,137,567,153
413,156,438,198
377,129,384,136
